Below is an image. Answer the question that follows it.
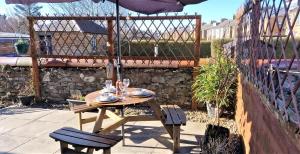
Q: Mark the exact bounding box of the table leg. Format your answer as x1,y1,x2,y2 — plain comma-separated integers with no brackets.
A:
121,108,125,146
93,108,107,133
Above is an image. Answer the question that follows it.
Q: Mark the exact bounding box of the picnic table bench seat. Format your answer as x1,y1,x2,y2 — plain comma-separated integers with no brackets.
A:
160,105,186,153
50,127,122,154
67,99,98,131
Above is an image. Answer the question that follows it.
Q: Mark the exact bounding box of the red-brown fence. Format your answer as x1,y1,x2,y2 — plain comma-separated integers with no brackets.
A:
235,0,300,131
27,15,202,97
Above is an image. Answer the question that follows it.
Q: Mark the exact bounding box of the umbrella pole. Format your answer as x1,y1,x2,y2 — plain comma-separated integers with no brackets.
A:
116,0,122,81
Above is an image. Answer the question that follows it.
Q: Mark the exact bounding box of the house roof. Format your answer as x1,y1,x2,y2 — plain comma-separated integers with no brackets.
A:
0,32,29,43
0,32,29,38
35,20,108,35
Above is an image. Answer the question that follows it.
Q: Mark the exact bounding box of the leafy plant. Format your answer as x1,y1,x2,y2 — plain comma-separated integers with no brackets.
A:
14,39,29,55
192,39,237,121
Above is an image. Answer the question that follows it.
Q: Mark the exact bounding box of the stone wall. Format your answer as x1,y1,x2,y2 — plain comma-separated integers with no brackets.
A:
0,65,32,107
236,74,300,154
0,66,193,107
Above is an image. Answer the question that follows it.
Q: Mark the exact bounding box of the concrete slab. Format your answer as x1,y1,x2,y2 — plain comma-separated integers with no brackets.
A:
0,118,32,135
37,110,75,123
6,120,62,138
0,134,31,152
0,107,206,154
0,106,54,120
9,135,60,154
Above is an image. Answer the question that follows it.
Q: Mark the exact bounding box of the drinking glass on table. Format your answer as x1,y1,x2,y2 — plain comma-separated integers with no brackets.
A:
119,82,126,100
105,80,112,89
123,78,130,88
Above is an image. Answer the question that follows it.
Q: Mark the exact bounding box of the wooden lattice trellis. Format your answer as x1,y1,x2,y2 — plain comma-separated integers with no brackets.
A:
27,14,202,98
236,0,300,131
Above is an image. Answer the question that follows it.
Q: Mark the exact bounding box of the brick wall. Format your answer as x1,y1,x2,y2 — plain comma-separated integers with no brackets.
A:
236,74,300,154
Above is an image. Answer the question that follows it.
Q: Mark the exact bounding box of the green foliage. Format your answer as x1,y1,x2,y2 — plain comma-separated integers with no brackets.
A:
211,39,232,57
14,39,29,55
14,4,42,18
192,40,237,108
15,39,28,45
118,41,211,58
200,41,211,58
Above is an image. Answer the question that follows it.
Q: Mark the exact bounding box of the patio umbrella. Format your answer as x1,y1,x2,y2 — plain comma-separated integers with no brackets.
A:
6,0,207,80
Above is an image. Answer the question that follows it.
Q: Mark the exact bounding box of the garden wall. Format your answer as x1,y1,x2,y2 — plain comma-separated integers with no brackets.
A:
236,74,300,154
0,65,193,107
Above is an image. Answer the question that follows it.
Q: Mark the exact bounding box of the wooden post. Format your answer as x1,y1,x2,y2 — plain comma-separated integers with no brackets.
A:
107,19,117,85
28,17,41,98
192,16,201,110
194,16,201,67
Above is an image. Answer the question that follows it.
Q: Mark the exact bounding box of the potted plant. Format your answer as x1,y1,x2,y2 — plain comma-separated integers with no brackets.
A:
193,39,237,149
17,82,35,106
14,38,29,55
192,40,237,120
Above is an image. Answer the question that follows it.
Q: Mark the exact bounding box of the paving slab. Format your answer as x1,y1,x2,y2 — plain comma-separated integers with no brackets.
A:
0,108,206,154
37,110,76,123
0,118,32,135
0,106,54,120
9,135,60,154
0,134,31,152
6,120,62,138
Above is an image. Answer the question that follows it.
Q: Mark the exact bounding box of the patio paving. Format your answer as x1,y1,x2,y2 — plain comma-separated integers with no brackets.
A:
0,106,206,154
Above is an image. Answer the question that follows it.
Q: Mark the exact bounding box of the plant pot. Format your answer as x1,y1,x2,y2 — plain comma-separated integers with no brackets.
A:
206,103,220,118
14,43,29,55
17,95,34,106
202,124,230,152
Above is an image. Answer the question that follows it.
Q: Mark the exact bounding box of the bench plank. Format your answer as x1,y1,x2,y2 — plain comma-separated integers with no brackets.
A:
50,127,122,151
160,105,175,125
55,129,117,146
160,105,186,126
61,127,121,141
173,105,186,125
73,104,98,113
50,132,111,150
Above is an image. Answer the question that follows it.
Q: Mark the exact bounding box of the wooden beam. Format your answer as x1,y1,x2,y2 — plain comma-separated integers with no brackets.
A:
28,17,41,98
126,115,158,122
194,16,201,67
101,118,127,134
107,19,116,84
92,108,107,133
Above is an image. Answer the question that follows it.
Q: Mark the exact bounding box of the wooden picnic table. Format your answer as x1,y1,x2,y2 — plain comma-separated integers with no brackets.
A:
85,88,163,145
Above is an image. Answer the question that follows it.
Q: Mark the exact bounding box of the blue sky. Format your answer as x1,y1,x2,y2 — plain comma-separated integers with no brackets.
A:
0,0,244,22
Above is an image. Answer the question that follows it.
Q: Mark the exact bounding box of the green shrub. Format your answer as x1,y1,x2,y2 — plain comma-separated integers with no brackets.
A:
211,39,232,57
200,41,211,58
192,44,237,109
116,41,211,58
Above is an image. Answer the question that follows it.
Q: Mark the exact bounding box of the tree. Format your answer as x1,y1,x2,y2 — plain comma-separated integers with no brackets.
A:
14,4,43,17
13,4,43,33
49,0,126,16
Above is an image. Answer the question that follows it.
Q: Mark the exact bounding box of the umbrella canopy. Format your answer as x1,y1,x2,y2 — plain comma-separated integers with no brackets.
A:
6,0,206,14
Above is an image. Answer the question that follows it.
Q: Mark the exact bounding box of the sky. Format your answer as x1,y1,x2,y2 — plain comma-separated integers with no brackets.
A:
0,0,244,23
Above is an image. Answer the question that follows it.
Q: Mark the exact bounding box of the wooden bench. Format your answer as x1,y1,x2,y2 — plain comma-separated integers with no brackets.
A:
160,105,186,153
49,127,122,154
67,99,98,131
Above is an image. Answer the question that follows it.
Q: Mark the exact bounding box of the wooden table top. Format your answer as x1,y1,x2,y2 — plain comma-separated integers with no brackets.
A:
85,88,156,107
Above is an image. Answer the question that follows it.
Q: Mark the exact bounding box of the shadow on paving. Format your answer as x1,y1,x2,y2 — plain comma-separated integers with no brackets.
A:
110,124,203,154
0,106,49,116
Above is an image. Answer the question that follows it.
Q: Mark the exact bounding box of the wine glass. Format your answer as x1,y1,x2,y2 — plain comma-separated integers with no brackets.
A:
105,80,112,89
123,78,130,88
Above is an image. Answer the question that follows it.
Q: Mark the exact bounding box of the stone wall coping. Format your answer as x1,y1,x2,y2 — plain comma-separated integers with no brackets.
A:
0,57,209,68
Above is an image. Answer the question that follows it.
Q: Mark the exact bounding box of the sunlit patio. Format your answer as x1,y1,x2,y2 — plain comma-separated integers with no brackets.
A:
0,106,204,154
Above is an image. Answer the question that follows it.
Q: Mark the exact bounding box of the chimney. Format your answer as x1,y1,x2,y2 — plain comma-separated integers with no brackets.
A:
221,18,228,22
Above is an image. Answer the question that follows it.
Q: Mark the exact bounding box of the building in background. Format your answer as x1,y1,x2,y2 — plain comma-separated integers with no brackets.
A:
0,32,29,56
201,18,236,41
